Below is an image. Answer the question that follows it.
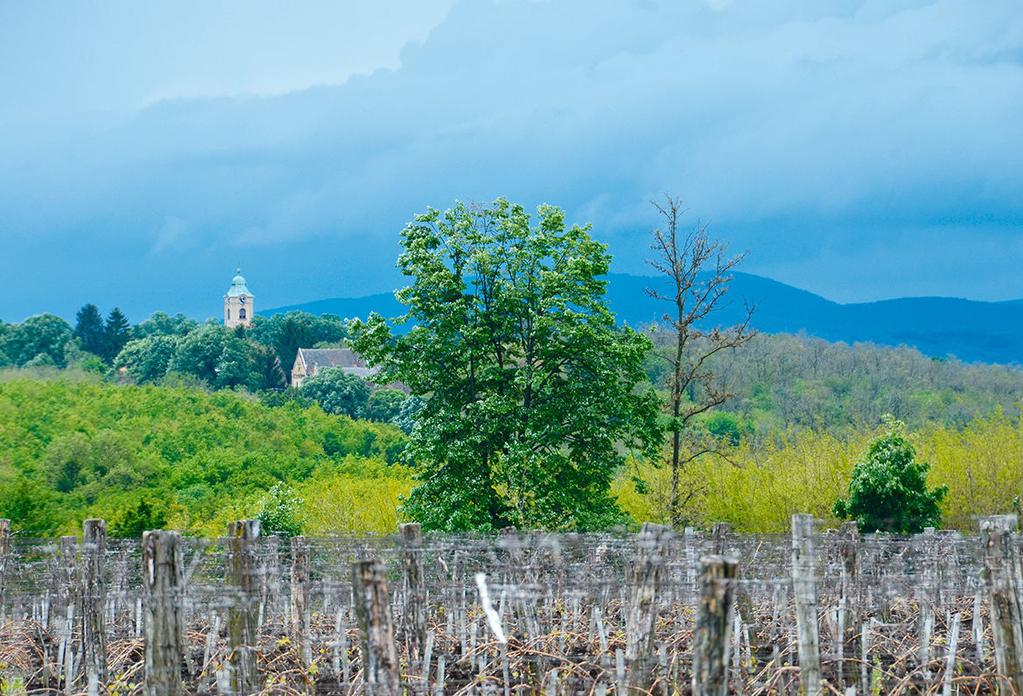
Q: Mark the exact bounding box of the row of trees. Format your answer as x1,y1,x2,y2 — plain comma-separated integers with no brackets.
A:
1,305,413,424
0,306,348,388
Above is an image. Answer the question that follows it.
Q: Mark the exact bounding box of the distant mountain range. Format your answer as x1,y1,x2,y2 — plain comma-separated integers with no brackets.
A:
264,272,1023,365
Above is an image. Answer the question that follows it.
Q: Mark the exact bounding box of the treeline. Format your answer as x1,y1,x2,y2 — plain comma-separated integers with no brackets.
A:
0,375,410,537
0,306,344,380
646,330,1023,433
5,309,1022,433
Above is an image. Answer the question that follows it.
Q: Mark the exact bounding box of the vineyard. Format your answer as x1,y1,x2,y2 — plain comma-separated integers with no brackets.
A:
0,516,1021,695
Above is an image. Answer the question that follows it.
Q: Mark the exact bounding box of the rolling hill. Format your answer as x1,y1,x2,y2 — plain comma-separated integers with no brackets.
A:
264,273,1023,365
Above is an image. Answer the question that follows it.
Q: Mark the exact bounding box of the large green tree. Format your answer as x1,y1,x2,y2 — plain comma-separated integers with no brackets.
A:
170,324,258,389
349,199,661,532
0,314,72,367
114,335,181,383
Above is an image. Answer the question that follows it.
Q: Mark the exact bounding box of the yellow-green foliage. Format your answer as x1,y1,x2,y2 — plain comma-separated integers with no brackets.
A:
299,457,414,535
616,413,1023,532
0,373,409,536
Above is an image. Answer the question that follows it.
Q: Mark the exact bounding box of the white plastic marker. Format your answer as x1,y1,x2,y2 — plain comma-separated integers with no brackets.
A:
475,572,507,643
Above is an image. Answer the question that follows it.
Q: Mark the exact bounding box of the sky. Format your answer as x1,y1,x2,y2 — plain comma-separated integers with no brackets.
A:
1,0,1021,321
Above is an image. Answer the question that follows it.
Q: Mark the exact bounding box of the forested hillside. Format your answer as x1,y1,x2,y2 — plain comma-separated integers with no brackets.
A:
0,374,410,536
647,331,1023,433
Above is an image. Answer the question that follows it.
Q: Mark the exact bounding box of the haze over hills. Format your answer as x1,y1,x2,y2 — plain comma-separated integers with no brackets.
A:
264,272,1023,365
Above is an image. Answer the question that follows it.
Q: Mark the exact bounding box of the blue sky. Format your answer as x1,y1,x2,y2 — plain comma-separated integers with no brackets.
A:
1,0,1021,321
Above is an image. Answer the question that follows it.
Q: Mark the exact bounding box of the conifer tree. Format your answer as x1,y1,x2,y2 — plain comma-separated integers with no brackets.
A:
102,307,132,363
74,304,105,356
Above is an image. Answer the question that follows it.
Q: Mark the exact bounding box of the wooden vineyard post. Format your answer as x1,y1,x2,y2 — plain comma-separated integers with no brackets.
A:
142,530,185,696
916,528,937,676
353,560,401,696
81,519,108,695
399,523,427,668
692,555,739,696
0,519,9,622
791,514,822,696
837,521,860,689
711,522,732,556
56,535,78,692
980,515,1023,696
290,535,312,667
225,520,261,695
626,522,671,694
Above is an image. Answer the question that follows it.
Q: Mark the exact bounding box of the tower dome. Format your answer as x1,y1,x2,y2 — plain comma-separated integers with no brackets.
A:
224,268,254,327
226,268,253,298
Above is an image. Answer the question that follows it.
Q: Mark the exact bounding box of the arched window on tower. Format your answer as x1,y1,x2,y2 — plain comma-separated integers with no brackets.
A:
239,308,247,320
227,308,231,320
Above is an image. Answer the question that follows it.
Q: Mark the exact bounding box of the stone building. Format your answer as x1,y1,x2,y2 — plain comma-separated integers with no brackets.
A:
291,347,377,387
224,269,254,328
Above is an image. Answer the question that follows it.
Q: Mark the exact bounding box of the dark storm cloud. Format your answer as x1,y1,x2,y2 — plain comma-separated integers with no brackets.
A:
0,0,1020,320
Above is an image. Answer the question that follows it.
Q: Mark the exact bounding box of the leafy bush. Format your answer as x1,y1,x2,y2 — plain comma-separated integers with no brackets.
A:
256,482,303,537
833,416,947,533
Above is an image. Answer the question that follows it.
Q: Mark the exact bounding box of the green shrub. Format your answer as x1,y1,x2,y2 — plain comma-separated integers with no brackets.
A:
833,415,947,533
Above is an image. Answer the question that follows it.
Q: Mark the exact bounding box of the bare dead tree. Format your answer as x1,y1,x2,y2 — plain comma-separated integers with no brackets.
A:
647,196,755,527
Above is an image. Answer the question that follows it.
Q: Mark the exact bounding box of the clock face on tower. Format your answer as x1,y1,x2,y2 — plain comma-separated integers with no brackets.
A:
240,296,247,304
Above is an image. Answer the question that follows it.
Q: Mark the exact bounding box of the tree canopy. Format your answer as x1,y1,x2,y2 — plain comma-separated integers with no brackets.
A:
349,199,661,532
298,367,372,419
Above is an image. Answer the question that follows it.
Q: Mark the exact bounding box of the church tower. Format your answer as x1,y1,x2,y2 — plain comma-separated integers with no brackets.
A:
224,268,254,328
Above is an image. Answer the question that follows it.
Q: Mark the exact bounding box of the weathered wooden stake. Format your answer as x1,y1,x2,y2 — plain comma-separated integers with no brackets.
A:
692,555,739,696
0,519,9,622
353,560,401,696
290,535,311,667
81,519,107,695
56,535,77,693
980,515,1023,696
225,519,261,695
626,522,671,693
711,523,732,556
942,612,962,696
791,514,822,696
399,522,427,665
142,530,184,696
917,528,937,675
837,521,859,689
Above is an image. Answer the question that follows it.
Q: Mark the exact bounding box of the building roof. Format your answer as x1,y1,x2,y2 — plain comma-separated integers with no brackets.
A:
298,348,379,376
226,268,254,298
